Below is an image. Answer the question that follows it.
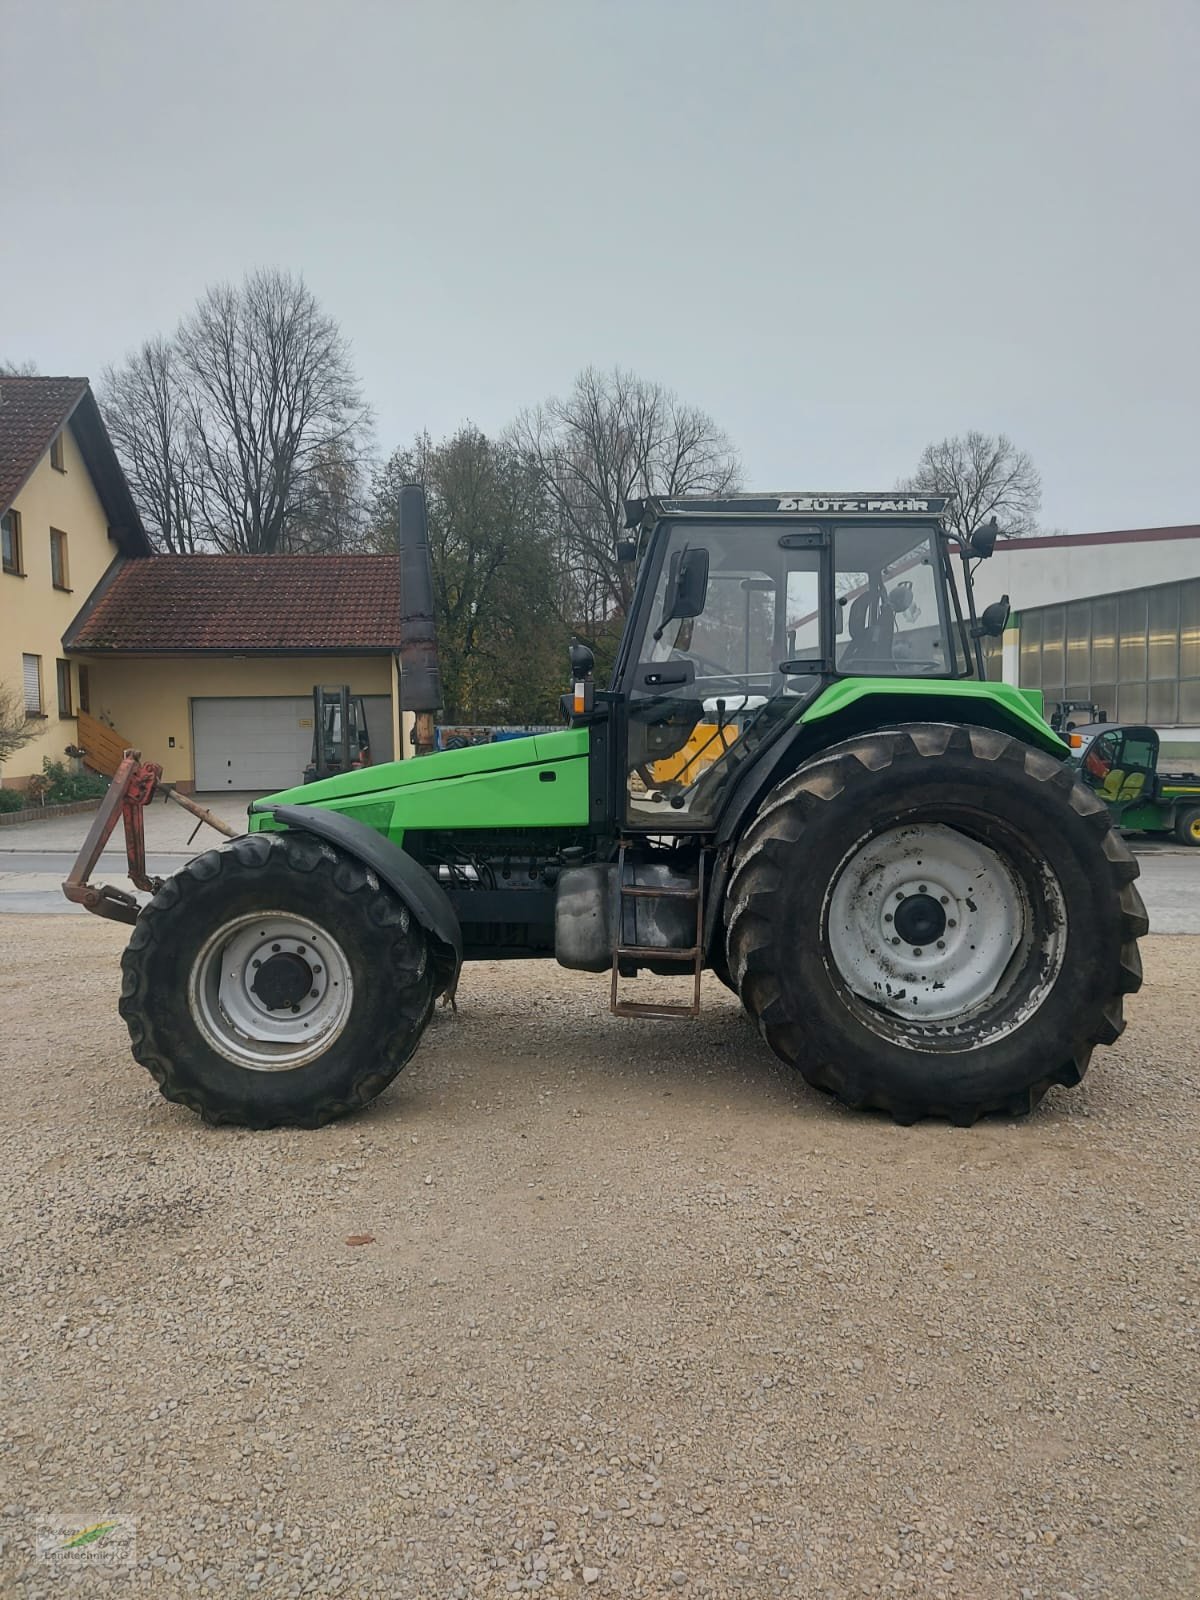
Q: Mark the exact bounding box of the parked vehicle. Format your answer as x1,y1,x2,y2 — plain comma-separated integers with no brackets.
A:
77,486,1147,1130
1070,721,1200,844
303,685,371,784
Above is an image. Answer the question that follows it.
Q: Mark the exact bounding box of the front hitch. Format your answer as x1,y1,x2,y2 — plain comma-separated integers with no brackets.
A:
62,752,238,924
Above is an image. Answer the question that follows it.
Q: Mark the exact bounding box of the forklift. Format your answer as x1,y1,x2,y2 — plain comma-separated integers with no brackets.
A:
303,685,372,784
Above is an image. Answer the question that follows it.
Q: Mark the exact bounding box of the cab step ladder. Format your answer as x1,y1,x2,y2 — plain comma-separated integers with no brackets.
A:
610,842,705,1018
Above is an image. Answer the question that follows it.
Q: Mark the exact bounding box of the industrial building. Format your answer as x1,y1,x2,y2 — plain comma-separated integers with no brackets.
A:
969,525,1200,752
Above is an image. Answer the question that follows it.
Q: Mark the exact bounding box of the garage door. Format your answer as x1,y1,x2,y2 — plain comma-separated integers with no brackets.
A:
192,698,314,791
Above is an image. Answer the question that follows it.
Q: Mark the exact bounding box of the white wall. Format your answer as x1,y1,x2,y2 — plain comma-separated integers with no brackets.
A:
970,534,1200,613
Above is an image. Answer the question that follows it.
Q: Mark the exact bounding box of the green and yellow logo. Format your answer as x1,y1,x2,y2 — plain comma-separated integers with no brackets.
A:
58,1520,121,1550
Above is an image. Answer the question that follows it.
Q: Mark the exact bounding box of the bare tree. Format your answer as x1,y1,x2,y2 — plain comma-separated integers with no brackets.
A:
0,359,39,376
511,367,740,633
288,436,370,554
0,684,41,770
902,431,1042,540
177,269,369,553
100,337,201,552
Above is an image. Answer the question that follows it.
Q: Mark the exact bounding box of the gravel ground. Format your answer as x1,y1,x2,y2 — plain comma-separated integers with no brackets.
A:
0,918,1197,1599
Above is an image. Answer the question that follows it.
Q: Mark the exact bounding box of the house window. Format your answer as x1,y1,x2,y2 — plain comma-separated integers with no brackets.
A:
2,509,21,574
50,528,70,590
50,433,66,472
78,665,91,714
56,659,74,717
22,653,43,715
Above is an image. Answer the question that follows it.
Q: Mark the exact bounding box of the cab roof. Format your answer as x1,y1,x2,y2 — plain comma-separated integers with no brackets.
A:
627,492,949,525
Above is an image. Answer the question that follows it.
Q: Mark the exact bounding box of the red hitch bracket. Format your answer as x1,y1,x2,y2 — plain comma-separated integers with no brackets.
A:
62,751,237,924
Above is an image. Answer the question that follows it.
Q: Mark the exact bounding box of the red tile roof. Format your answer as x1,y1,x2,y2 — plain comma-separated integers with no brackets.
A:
0,376,150,552
65,555,403,654
0,376,88,511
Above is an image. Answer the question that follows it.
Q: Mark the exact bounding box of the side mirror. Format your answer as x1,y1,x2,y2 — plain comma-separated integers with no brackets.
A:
568,638,595,678
616,537,639,563
973,594,1011,637
967,517,999,559
656,546,710,640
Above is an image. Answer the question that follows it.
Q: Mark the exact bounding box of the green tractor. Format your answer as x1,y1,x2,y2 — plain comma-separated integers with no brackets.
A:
114,488,1147,1128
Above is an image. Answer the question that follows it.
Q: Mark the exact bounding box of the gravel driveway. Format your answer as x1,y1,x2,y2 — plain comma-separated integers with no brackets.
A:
1,918,1197,1598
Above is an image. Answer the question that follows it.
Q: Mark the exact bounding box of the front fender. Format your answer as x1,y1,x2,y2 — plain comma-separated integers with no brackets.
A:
257,803,462,995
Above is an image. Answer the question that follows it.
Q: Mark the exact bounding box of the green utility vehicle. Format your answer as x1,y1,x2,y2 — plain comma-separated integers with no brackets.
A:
1070,721,1200,844
115,488,1147,1129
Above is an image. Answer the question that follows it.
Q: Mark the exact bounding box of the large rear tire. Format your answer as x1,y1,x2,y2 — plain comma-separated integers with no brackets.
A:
726,723,1147,1123
120,831,435,1128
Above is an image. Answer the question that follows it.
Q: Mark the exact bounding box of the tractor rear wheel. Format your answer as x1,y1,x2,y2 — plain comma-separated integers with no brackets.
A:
120,831,435,1128
726,723,1147,1124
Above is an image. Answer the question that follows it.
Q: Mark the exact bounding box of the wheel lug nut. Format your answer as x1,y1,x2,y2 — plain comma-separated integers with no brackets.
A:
884,913,893,923
895,891,905,901
252,958,260,968
272,943,281,952
310,989,318,998
891,937,900,946
948,919,957,928
940,895,949,905
918,884,927,893
937,939,946,949
913,947,923,956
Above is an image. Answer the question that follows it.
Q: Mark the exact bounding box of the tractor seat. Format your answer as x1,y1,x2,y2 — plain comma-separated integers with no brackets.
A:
1098,768,1145,803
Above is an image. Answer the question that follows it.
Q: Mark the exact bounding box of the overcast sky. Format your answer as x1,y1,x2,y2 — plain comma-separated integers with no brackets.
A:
2,0,1196,532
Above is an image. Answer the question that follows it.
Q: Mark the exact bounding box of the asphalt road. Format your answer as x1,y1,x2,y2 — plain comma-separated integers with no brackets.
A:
3,841,1200,929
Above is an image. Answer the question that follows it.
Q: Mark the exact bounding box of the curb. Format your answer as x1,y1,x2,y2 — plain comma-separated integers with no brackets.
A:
0,797,106,828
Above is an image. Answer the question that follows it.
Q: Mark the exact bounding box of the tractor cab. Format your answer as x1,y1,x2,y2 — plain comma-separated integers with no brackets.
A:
304,684,371,785
611,494,997,826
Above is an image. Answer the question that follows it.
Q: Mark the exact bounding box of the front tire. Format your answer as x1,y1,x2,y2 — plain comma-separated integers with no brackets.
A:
120,831,435,1128
726,723,1147,1123
1174,805,1200,846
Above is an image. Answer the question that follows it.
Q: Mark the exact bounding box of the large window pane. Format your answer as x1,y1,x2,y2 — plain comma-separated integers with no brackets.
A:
1091,596,1117,683
1118,591,1148,683
1148,586,1179,680
1180,679,1200,723
1041,605,1065,695
1180,581,1200,678
1091,683,1117,723
1147,679,1179,724
1066,602,1091,688
1117,681,1147,722
1019,610,1042,687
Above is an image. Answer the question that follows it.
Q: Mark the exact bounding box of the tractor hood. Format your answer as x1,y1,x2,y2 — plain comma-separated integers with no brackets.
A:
248,727,591,843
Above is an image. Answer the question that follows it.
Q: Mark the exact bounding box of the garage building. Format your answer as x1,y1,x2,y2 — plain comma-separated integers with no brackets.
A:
64,554,406,792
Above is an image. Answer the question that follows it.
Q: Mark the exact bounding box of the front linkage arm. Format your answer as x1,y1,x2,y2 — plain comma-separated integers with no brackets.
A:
62,751,238,924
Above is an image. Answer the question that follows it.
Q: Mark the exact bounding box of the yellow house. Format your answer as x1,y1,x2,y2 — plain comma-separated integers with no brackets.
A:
0,376,151,786
1,374,406,794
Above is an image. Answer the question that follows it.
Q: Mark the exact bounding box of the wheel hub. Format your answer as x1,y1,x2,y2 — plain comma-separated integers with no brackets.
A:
892,891,946,947
252,950,316,1010
188,913,353,1071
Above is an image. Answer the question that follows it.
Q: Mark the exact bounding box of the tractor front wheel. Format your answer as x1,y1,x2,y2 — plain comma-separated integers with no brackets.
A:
726,723,1147,1123
120,831,435,1128
1173,805,1200,846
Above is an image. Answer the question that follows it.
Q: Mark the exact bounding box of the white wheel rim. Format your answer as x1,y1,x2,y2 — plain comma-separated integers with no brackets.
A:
188,911,354,1072
824,822,1066,1043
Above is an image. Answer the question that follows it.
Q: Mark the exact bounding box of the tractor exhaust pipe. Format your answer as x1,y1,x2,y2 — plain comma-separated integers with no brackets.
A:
397,483,443,756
